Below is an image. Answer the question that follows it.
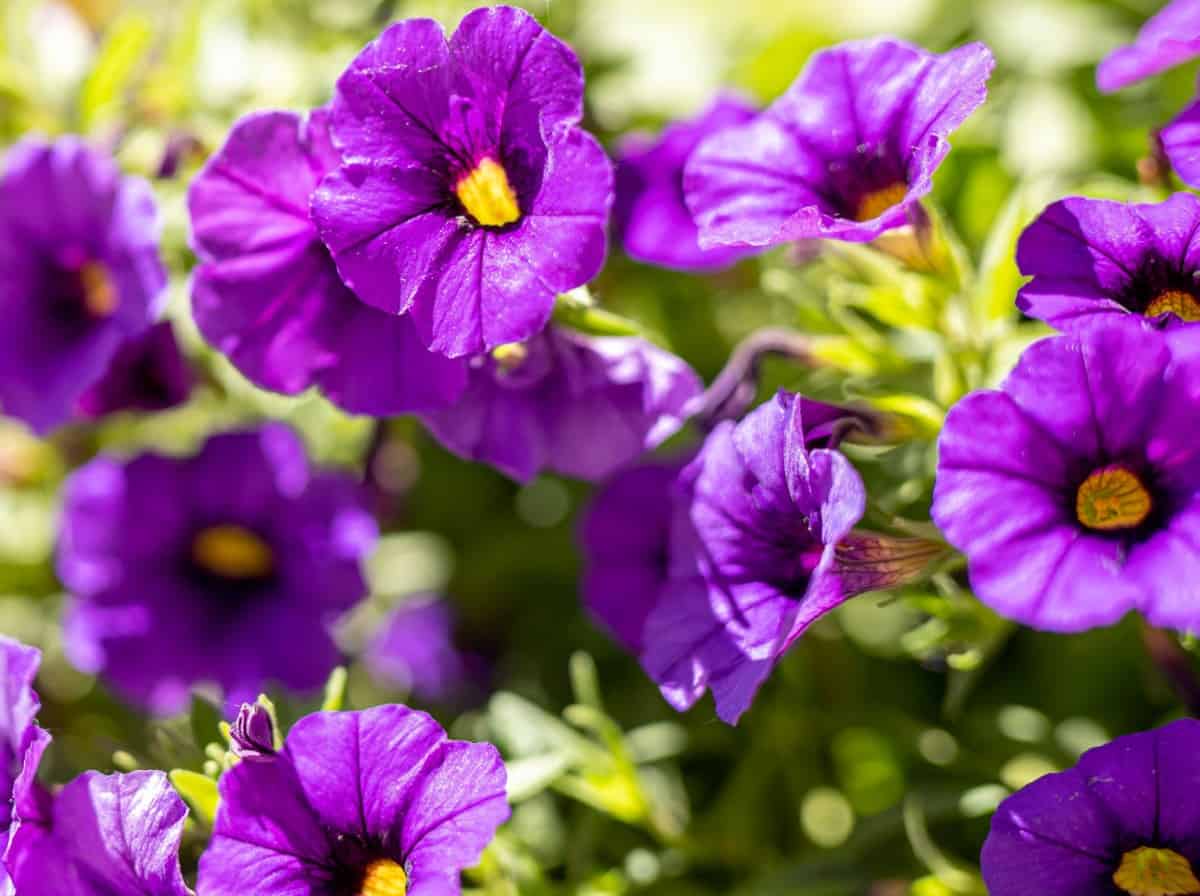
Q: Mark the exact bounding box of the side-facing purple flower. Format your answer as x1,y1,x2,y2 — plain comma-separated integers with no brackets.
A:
190,109,467,415
76,320,193,419
933,319,1200,632
57,424,378,714
0,137,165,433
420,326,702,483
1097,0,1200,92
1161,97,1200,189
1017,194,1200,330
0,637,48,895
199,704,509,896
365,595,484,703
312,6,614,358
684,38,993,248
613,92,757,271
982,719,1200,896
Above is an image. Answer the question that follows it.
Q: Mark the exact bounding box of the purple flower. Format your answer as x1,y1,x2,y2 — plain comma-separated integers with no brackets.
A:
613,92,758,271
0,637,48,894
189,108,467,415
1016,194,1200,331
0,137,166,434
1097,0,1200,93
57,424,377,715
1161,98,1200,190
198,705,509,896
77,321,194,419
365,595,484,703
6,770,190,896
933,319,1200,632
312,6,614,358
420,326,702,483
982,719,1200,896
683,38,993,249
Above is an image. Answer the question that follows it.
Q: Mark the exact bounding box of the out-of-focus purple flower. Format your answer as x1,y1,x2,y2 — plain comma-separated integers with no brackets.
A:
57,424,377,715
365,595,484,704
189,109,467,415
312,6,613,358
231,702,277,761
0,637,48,895
0,137,165,433
982,719,1200,895
1161,98,1200,189
1016,194,1200,331
933,319,1200,632
1097,0,1200,92
76,321,193,419
6,770,190,896
613,93,758,272
199,705,509,896
420,326,702,483
684,38,993,249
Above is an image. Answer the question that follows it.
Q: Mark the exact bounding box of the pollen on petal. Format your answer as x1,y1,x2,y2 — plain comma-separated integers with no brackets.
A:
359,858,408,896
191,524,274,580
78,260,118,317
854,182,909,222
455,157,521,227
1145,290,1200,322
1114,846,1200,896
1076,465,1153,531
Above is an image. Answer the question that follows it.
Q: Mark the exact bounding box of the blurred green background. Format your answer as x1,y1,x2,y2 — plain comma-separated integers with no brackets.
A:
0,0,1195,893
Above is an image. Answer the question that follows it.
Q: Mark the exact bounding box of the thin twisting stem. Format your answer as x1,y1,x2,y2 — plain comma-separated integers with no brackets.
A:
1142,622,1200,717
694,327,815,426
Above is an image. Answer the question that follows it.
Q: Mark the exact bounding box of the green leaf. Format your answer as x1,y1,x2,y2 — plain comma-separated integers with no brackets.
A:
552,302,644,338
321,666,348,712
79,13,154,129
504,753,570,802
169,769,219,827
190,694,222,750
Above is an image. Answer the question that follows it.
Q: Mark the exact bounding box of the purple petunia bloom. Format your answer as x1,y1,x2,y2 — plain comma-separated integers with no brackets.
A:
0,637,48,895
933,319,1200,632
1016,194,1200,330
683,38,993,249
982,719,1200,896
1161,98,1200,190
420,326,702,483
365,595,484,704
57,424,378,714
0,137,166,434
1097,0,1200,93
199,704,509,896
312,6,614,358
77,320,193,419
613,92,758,272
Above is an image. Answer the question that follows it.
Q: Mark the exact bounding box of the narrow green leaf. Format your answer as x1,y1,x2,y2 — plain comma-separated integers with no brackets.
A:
169,769,219,826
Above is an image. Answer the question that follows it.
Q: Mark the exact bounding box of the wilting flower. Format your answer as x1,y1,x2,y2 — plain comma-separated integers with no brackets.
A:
684,38,993,249
57,424,377,714
190,109,467,415
1016,194,1200,330
312,6,613,358
76,321,193,419
199,704,508,895
0,637,48,894
933,319,1200,632
0,137,165,433
982,719,1200,896
6,770,190,896
365,595,484,703
613,92,757,271
420,326,702,482
1096,0,1200,92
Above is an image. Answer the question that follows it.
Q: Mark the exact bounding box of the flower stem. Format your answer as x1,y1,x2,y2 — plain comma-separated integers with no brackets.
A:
693,327,814,426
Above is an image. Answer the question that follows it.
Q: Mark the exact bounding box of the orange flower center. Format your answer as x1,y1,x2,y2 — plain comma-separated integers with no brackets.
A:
1075,465,1152,531
78,260,118,317
854,182,908,222
358,859,408,896
1114,847,1200,896
455,157,520,227
1145,290,1200,322
191,525,274,580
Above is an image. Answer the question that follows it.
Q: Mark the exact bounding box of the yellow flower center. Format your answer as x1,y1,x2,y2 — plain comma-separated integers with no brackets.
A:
191,525,274,581
1114,847,1200,896
1075,465,1153,531
1145,290,1200,322
359,859,408,896
78,260,118,317
491,342,529,372
455,157,520,227
855,182,908,222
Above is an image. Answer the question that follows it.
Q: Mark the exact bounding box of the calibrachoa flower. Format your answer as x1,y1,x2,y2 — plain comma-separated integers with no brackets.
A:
683,38,993,249
0,137,165,434
1096,0,1200,92
420,326,702,483
199,704,509,896
1161,96,1200,190
982,719,1200,896
57,424,377,714
365,595,484,703
312,6,614,358
613,92,758,272
0,637,47,894
76,321,193,419
190,109,467,415
1016,194,1200,330
933,319,1200,632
